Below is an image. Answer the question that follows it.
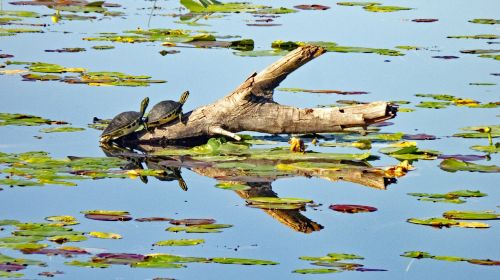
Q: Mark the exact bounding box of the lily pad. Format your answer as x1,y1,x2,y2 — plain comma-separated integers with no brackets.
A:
469,19,500,25
439,159,500,173
39,126,85,133
447,34,500,39
170,219,216,226
153,239,205,246
0,113,68,126
329,204,377,213
84,214,132,221
407,217,489,228
212,257,278,265
363,5,412,12
292,268,340,274
166,224,232,233
215,182,251,190
470,143,500,153
65,260,110,268
89,231,122,239
294,5,330,10
442,210,499,220
337,2,381,7
135,217,172,222
408,190,486,204
48,235,88,243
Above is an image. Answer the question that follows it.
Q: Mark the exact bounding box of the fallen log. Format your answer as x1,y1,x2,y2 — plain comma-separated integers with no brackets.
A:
138,45,397,144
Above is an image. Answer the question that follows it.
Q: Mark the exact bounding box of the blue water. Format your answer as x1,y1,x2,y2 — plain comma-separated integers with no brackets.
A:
1,0,499,279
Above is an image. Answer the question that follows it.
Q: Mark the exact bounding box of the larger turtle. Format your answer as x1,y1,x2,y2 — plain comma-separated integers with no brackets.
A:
100,97,149,143
146,91,189,130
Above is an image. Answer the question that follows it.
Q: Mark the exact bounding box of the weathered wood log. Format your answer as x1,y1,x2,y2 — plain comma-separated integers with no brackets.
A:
138,45,397,143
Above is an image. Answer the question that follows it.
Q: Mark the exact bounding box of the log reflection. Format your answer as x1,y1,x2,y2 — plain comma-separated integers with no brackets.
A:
101,143,400,233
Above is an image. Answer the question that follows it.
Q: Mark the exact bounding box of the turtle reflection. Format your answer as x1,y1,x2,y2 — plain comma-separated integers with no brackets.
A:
99,143,187,190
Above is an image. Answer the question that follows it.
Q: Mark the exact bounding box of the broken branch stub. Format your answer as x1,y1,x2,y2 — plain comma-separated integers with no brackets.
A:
138,45,397,143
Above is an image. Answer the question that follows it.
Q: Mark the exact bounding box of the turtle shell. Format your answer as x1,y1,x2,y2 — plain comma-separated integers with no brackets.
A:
101,111,142,139
147,100,182,125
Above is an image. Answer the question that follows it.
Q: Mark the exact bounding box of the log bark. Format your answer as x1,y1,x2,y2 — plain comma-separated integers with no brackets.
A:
138,45,396,143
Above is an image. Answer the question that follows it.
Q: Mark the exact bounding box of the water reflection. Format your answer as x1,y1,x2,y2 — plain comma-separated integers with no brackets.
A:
100,142,399,234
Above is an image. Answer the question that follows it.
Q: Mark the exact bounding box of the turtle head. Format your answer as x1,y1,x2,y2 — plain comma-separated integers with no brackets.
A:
179,91,190,105
139,97,149,116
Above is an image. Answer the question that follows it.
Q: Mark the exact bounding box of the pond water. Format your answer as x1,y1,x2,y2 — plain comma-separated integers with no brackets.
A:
0,0,499,279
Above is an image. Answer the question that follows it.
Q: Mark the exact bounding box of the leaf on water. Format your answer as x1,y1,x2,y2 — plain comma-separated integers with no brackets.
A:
153,239,205,246
293,268,340,274
438,154,487,161
403,134,436,140
0,271,24,278
379,141,441,160
65,260,110,268
294,5,330,10
432,55,459,59
416,101,451,109
470,143,500,153
407,217,489,228
278,88,369,95
39,126,85,133
0,113,68,126
319,140,372,150
469,19,500,25
45,215,79,225
408,190,486,204
81,210,129,215
0,242,47,251
442,210,499,220
0,236,43,243
0,10,39,18
45,48,86,53
0,252,46,266
93,253,145,265
23,246,90,256
48,235,88,243
89,232,122,239
84,214,132,221
215,182,251,191
363,5,412,12
166,224,232,233
412,19,438,23
402,251,500,266
92,45,115,50
329,204,377,213
169,219,216,226
337,2,381,7
439,159,500,173
0,220,21,226
211,257,279,265
447,34,500,39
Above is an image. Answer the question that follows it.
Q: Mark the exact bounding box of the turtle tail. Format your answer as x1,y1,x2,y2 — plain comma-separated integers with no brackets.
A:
179,91,190,105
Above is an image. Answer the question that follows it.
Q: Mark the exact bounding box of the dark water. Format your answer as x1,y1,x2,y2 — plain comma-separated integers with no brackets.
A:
1,0,499,279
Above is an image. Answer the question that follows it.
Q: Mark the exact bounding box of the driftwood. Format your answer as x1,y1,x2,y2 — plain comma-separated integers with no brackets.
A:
138,45,396,144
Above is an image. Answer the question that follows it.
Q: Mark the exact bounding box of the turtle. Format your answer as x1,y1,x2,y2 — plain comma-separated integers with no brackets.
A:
146,91,189,130
99,97,149,143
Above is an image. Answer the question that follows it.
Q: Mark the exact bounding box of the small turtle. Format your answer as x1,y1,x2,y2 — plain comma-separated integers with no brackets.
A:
146,91,189,130
100,97,149,143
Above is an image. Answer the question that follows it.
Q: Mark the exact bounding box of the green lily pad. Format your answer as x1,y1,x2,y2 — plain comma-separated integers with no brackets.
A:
407,217,489,228
0,252,46,266
0,242,47,251
212,257,278,265
234,49,289,57
293,268,340,274
0,236,43,243
45,215,78,225
153,239,205,246
0,220,21,226
92,45,115,50
22,73,61,81
442,210,499,220
416,101,451,109
469,19,500,25
363,5,412,12
80,210,130,215
470,143,500,153
400,251,433,259
166,224,233,233
479,54,500,60
408,190,486,204
337,2,381,7
0,10,39,18
0,271,23,278
65,260,110,268
131,262,186,269
448,34,500,39
432,255,466,262
215,182,251,190
48,235,88,243
440,159,500,173
0,113,68,126
39,126,85,133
